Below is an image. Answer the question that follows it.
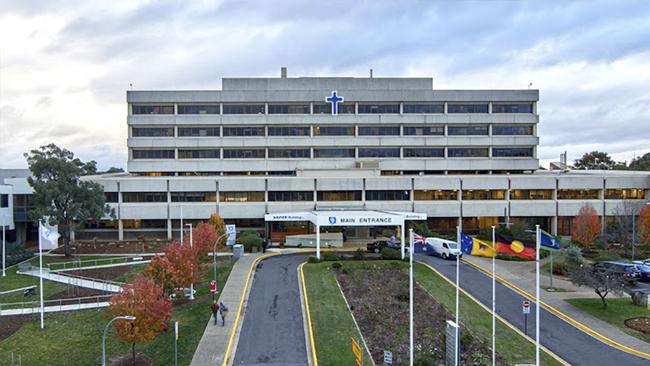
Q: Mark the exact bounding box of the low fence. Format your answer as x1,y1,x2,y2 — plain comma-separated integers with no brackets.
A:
0,294,113,315
47,256,149,271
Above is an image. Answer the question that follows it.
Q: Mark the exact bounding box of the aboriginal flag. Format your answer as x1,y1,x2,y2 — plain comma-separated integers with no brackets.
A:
495,233,536,260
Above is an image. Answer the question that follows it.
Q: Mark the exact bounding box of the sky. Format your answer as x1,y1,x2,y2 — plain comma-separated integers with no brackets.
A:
1,0,650,171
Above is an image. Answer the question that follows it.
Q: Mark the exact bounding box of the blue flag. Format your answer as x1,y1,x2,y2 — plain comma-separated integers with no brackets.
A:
540,230,560,250
460,232,474,254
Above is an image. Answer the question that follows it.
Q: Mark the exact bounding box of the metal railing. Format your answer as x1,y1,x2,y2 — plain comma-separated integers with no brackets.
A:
0,294,113,315
47,256,147,271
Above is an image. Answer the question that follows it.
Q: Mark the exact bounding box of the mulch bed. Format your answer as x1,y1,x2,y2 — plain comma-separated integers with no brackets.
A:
624,317,650,334
0,315,32,342
335,263,500,365
109,353,152,366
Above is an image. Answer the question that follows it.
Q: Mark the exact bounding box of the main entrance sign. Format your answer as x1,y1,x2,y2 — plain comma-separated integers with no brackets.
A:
325,90,344,116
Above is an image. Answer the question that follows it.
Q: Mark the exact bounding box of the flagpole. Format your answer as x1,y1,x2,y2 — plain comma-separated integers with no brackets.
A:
2,223,6,277
180,207,183,244
535,224,540,366
409,228,414,366
491,225,496,366
38,221,44,330
455,225,460,366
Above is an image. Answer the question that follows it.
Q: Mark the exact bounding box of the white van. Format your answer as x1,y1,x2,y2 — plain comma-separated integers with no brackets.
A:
423,237,462,260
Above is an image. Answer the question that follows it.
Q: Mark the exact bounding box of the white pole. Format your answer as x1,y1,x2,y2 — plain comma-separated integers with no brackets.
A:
535,224,540,366
38,221,44,329
455,225,460,366
316,223,320,260
409,228,414,366
401,223,406,260
180,207,183,244
187,223,194,301
491,225,496,366
2,224,5,277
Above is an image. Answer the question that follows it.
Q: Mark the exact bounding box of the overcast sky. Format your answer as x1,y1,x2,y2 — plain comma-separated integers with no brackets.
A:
1,0,649,170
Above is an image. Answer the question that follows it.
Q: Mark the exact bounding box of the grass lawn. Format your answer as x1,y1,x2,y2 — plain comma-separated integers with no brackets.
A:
0,266,69,305
302,262,373,366
566,298,650,343
0,258,234,366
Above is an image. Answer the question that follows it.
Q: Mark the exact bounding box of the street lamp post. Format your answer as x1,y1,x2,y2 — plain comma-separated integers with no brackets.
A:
185,223,194,300
102,315,135,366
212,232,229,300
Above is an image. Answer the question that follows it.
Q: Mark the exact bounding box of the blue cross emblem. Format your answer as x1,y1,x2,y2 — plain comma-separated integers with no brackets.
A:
325,90,344,116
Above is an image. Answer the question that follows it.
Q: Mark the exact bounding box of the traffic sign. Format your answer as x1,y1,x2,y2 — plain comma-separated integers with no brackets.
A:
210,280,217,293
522,300,531,314
351,338,362,363
383,350,393,364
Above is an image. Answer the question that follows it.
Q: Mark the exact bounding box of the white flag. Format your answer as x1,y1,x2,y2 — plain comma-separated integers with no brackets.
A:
40,221,60,249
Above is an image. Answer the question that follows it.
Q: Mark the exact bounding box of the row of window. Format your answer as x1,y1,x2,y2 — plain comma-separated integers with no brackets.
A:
132,147,534,160
110,189,645,203
132,103,533,115
132,124,534,138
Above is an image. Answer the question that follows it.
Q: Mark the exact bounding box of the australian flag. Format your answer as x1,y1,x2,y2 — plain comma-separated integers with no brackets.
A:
413,232,426,253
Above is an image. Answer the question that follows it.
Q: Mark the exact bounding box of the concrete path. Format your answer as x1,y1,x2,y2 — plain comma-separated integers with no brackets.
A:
465,255,650,355
1,301,109,316
417,254,649,365
18,269,122,293
190,253,265,366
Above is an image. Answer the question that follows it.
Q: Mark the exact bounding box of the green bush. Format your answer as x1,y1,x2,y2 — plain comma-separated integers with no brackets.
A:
564,245,584,264
239,234,261,253
353,248,364,260
380,247,401,260
331,262,342,269
307,255,320,263
551,261,571,276
323,252,340,261
4,242,33,267
496,253,530,262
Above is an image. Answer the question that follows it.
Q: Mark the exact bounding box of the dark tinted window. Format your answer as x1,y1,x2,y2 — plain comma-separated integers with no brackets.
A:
223,149,265,159
404,148,444,158
223,126,265,136
404,126,444,136
268,104,310,114
358,126,400,136
122,192,167,203
132,105,174,114
177,105,220,114
178,149,220,159
132,127,174,137
223,104,265,114
448,148,489,157
365,190,410,201
358,104,400,114
1,194,9,207
178,127,220,137
358,148,400,158
313,103,355,114
448,104,488,113
317,191,362,201
403,103,444,113
268,148,310,158
492,125,533,135
268,126,310,136
268,191,314,201
492,103,533,113
448,126,488,135
314,148,355,158
492,147,533,157
313,126,354,136
170,192,217,202
132,149,175,159
104,192,118,203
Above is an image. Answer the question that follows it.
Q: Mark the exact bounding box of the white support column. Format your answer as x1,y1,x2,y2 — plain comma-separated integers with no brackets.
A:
118,220,124,241
316,223,321,260
409,228,414,366
401,222,406,260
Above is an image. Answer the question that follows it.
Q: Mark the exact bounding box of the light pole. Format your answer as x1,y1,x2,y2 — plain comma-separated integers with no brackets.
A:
185,223,194,300
102,315,135,366
212,232,229,300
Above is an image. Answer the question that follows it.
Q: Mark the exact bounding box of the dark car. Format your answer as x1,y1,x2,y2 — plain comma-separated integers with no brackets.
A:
593,261,641,282
632,262,650,282
366,240,401,253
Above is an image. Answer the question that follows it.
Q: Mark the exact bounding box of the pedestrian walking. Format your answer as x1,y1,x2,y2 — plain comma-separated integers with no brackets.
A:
219,301,229,326
211,300,219,325
262,237,268,253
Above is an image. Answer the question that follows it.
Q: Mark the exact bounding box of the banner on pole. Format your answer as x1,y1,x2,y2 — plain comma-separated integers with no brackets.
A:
175,321,179,340
226,225,236,246
40,220,60,250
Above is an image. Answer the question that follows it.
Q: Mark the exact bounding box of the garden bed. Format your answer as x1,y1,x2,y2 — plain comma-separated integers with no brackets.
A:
625,317,650,334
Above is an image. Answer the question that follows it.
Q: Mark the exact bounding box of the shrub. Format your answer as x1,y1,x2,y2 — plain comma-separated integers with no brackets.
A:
239,234,262,253
4,242,33,267
353,248,364,260
496,253,530,262
380,247,401,260
307,256,319,263
323,252,340,261
551,261,571,276
564,245,584,264
331,262,342,269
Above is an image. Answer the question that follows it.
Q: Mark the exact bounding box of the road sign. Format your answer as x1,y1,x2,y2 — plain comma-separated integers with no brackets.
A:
522,300,531,314
226,224,236,246
383,350,393,364
210,280,217,293
351,338,362,363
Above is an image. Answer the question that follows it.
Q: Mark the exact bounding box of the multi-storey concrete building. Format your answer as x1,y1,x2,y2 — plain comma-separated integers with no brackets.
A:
1,69,648,244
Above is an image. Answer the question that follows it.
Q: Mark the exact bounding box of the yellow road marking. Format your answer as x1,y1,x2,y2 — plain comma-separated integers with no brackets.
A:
299,262,319,366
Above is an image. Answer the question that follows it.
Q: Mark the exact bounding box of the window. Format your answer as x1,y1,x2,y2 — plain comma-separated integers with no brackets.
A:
492,147,533,157
414,190,458,200
132,127,174,137
404,148,444,158
222,104,265,114
358,148,400,158
358,104,400,114
223,149,265,159
447,104,488,113
358,126,400,136
317,191,362,201
170,192,217,202
313,126,354,136
122,192,167,203
604,189,645,199
132,105,174,114
0,194,8,207
132,149,175,159
492,103,533,113
268,104,310,114
268,191,314,201
177,105,220,114
462,190,506,200
223,126,265,136
178,127,220,137
403,103,444,114
122,219,167,229
557,189,600,199
314,148,355,158
178,149,220,159
448,148,489,158
313,103,355,114
365,190,410,201
104,192,118,203
510,189,553,200
492,125,533,135
404,126,444,136
448,126,488,135
268,148,310,158
219,191,265,202
268,126,310,136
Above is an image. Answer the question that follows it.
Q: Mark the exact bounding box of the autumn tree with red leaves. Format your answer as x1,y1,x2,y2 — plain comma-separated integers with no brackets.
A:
572,203,601,247
208,213,227,239
144,241,197,296
186,222,218,263
638,205,650,246
109,274,172,363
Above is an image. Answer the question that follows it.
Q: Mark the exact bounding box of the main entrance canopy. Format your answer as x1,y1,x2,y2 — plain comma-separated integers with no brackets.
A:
265,210,427,259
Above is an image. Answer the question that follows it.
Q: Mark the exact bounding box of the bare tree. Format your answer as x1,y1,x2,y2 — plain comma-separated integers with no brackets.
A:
568,265,627,309
606,201,647,257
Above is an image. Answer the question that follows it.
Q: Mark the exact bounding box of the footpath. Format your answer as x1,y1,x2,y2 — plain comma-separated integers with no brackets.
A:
464,255,650,355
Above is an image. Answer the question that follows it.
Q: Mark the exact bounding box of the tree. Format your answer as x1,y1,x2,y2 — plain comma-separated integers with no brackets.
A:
572,203,600,247
628,152,650,171
208,213,227,238
109,274,172,363
573,151,624,170
144,241,197,295
189,222,218,262
568,265,626,309
637,205,650,245
24,144,113,256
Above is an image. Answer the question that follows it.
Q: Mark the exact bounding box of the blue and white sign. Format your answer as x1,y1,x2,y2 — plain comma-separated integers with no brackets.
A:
226,224,236,246
328,216,337,224
325,90,344,116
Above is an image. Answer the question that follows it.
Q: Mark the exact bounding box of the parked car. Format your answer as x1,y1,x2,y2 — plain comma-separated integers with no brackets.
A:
593,261,641,282
366,240,401,253
632,262,650,282
423,237,462,260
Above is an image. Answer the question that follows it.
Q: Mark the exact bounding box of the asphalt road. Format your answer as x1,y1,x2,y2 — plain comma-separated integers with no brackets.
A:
233,254,310,366
416,254,649,366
